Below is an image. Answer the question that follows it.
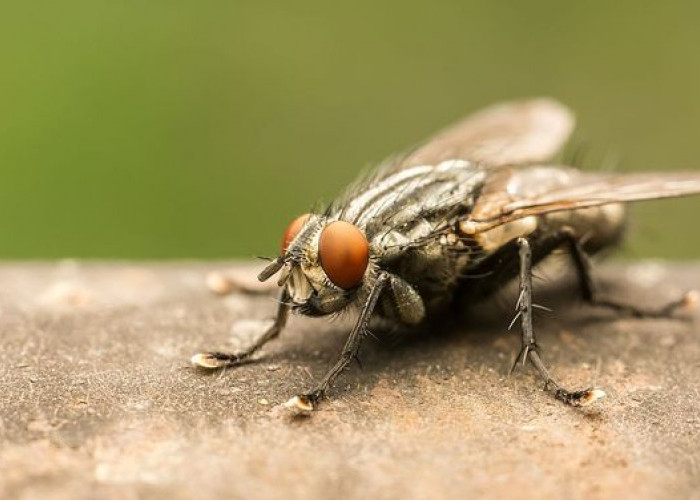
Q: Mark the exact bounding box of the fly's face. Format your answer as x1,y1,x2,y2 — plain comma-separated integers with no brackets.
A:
262,213,372,316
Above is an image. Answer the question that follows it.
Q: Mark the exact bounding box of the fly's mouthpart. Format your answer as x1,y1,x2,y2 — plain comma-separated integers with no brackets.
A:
287,265,314,303
256,253,315,305
277,263,291,286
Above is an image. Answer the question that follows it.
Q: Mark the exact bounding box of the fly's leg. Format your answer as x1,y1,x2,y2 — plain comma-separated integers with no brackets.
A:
191,289,290,369
388,275,426,325
565,232,695,318
285,273,389,412
512,237,605,407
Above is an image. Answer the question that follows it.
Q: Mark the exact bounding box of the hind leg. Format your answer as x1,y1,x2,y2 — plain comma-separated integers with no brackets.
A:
564,230,695,318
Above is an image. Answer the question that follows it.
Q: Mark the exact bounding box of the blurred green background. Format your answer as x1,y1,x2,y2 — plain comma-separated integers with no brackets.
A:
2,1,700,259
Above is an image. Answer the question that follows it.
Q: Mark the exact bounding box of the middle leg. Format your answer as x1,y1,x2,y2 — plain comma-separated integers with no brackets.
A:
513,237,605,407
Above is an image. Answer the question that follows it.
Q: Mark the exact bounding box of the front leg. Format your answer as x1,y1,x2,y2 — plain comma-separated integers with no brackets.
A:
192,289,290,369
512,238,605,407
286,272,390,411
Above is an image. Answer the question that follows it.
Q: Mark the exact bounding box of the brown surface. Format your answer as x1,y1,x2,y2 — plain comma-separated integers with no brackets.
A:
1,261,699,499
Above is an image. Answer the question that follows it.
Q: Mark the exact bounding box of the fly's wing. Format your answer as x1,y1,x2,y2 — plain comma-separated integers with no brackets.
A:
334,98,574,212
397,98,575,168
466,169,700,231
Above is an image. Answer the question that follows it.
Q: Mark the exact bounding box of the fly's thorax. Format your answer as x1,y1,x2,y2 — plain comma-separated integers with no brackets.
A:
277,214,375,315
370,219,435,263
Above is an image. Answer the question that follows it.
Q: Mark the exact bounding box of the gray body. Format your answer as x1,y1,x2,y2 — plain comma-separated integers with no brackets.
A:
331,161,626,325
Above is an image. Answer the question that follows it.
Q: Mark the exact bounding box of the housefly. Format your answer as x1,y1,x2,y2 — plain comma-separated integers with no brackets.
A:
193,99,700,411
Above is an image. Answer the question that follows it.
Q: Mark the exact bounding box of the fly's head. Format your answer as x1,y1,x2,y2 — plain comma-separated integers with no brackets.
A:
258,213,373,316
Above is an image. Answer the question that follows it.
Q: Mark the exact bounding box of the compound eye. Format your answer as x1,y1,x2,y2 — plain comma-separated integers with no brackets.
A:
281,213,311,253
319,221,369,289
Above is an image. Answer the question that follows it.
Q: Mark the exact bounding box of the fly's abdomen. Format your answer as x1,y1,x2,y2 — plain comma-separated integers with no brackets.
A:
538,203,627,253
466,166,629,255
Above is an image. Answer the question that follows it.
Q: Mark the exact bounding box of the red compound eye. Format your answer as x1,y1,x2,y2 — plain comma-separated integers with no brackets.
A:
281,214,311,253
318,221,369,289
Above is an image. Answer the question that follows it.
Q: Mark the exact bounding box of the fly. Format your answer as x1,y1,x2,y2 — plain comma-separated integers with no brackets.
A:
193,98,700,411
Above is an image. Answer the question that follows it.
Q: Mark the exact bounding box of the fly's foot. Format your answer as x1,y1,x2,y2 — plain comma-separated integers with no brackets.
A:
680,290,699,313
521,348,606,408
283,390,324,413
193,315,286,370
191,351,249,369
554,387,606,407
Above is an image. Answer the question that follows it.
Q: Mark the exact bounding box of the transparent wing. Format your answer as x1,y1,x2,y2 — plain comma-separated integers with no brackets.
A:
467,168,700,231
398,98,574,168
335,98,575,210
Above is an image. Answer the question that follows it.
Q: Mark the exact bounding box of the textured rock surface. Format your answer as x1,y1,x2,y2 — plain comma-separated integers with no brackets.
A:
1,261,699,499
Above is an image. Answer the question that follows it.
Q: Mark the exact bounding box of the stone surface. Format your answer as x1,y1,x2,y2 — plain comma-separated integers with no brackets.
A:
1,261,699,499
